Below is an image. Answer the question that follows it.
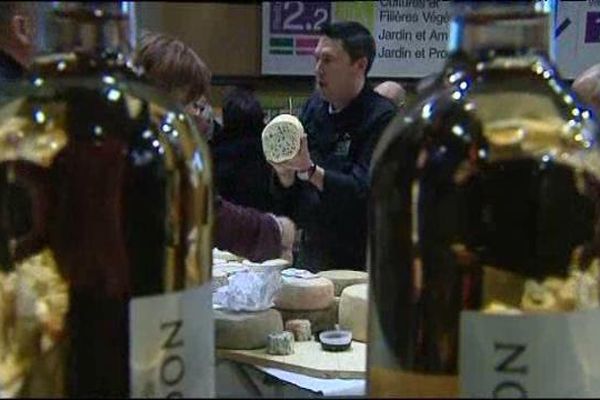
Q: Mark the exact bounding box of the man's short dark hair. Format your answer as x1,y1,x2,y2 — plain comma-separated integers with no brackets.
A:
320,21,376,75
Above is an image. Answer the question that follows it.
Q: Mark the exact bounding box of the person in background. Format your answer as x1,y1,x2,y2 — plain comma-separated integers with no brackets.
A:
192,94,222,143
269,21,396,271
374,80,406,112
0,2,36,82
212,86,273,212
573,63,600,115
135,31,295,262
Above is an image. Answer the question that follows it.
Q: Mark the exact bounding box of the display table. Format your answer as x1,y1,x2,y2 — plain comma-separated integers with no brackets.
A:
215,360,366,397
216,340,366,397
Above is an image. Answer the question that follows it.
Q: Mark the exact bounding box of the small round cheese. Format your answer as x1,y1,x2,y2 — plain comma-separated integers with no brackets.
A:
339,283,368,342
261,114,303,163
285,319,312,342
267,331,294,355
215,308,284,350
274,276,334,311
318,270,368,296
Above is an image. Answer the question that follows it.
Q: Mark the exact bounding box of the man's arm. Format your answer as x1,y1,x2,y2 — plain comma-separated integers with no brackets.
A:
215,196,295,262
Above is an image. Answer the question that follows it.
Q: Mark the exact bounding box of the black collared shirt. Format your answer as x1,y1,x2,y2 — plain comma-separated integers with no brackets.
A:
273,84,396,271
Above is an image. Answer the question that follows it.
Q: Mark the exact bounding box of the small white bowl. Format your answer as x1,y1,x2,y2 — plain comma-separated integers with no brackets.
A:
319,330,352,352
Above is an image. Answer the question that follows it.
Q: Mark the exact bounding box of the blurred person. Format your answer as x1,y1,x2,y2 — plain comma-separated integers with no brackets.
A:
135,31,295,262
374,80,406,111
573,63,600,115
212,86,273,212
269,21,396,271
0,2,37,82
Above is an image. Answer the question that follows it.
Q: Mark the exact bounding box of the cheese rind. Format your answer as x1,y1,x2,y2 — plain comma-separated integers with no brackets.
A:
274,276,334,311
318,270,368,296
215,308,283,350
338,283,368,342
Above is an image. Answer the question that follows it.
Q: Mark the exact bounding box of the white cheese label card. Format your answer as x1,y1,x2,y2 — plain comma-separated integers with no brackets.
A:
460,309,600,397
129,284,214,398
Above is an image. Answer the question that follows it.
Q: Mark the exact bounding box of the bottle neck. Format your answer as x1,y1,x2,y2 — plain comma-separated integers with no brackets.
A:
38,2,135,60
448,3,554,62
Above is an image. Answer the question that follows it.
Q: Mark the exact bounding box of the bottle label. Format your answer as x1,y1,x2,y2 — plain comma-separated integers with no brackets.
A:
129,284,214,398
460,309,600,397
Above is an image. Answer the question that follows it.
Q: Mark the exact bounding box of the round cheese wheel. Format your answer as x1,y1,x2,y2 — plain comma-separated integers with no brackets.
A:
261,114,303,163
318,270,368,297
279,300,338,334
274,276,334,311
242,258,290,273
213,262,248,277
215,308,283,350
339,283,368,342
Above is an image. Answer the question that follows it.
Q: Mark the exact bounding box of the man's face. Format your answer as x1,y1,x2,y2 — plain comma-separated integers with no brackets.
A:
313,36,364,105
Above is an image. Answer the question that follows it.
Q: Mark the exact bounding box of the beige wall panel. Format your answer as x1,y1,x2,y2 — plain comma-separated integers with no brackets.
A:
137,2,261,76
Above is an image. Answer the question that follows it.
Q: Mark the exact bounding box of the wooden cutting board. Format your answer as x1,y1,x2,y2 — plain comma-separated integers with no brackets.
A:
216,340,366,379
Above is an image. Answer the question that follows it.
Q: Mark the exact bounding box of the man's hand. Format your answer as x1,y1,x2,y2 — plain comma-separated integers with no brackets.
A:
270,161,296,188
276,216,296,263
278,135,313,172
270,135,313,187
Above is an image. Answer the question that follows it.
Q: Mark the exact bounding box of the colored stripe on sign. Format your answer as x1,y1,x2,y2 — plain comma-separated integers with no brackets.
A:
295,49,314,56
296,37,319,49
270,37,293,47
270,49,294,55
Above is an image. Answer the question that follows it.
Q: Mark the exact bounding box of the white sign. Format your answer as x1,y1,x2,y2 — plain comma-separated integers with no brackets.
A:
129,284,214,398
460,309,600,397
262,1,449,78
262,1,600,79
555,0,600,79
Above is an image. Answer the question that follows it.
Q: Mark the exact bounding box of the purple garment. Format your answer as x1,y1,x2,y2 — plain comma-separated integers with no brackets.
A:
215,196,281,262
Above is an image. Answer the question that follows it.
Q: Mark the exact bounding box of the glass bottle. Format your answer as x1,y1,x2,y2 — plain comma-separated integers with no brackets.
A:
368,1,600,397
0,2,214,397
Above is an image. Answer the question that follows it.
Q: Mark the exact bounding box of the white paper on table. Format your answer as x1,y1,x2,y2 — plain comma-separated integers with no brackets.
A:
256,366,365,396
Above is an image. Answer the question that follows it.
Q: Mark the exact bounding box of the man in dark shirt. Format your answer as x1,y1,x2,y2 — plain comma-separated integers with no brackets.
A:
0,2,36,82
270,21,396,271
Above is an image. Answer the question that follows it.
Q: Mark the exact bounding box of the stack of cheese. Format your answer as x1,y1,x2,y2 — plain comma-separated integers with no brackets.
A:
215,308,284,350
274,269,336,335
318,270,369,342
212,248,290,291
213,249,290,350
